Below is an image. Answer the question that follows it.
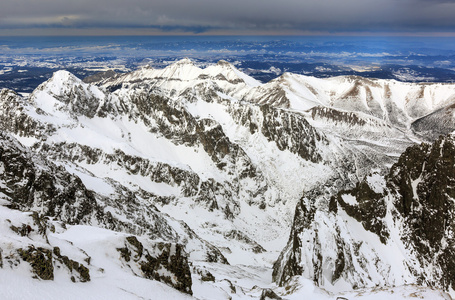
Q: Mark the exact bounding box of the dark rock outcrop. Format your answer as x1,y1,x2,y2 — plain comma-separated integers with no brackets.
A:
274,134,455,293
0,132,107,225
118,236,193,295
387,135,455,290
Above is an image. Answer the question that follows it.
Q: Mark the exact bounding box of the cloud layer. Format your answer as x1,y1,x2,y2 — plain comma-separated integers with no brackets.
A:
1,0,455,35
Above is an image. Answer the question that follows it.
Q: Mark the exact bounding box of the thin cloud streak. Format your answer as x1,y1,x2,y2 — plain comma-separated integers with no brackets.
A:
0,0,454,35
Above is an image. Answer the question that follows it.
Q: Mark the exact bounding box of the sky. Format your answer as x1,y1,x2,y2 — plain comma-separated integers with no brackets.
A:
1,0,455,36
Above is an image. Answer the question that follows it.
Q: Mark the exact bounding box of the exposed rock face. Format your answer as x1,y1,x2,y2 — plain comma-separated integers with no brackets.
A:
83,70,118,84
274,134,455,294
260,105,325,163
387,135,455,290
411,103,455,141
0,89,55,138
334,181,389,244
259,288,283,300
16,244,90,283
0,132,105,225
17,246,54,280
117,236,193,295
52,246,91,283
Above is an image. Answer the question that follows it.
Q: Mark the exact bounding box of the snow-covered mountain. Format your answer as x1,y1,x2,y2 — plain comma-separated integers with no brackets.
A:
0,59,454,299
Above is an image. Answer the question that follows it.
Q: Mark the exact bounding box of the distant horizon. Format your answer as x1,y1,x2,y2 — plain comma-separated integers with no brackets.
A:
1,32,455,38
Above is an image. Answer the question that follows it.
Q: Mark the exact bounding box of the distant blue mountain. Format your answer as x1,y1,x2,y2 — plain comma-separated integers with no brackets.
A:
1,35,455,91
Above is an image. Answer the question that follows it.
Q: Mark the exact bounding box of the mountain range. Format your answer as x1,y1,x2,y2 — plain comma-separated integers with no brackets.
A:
0,58,454,299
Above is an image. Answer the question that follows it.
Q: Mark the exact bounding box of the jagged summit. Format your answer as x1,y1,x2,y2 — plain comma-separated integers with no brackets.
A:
35,69,96,96
29,69,106,118
34,70,84,97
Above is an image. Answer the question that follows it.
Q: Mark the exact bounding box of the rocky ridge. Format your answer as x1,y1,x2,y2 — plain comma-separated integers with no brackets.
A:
274,134,455,295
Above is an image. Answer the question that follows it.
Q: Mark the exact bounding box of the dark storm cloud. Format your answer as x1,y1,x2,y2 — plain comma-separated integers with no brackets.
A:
0,0,454,34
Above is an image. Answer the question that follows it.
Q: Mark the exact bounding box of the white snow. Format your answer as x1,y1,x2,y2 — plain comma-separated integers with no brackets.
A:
366,173,387,194
341,193,357,205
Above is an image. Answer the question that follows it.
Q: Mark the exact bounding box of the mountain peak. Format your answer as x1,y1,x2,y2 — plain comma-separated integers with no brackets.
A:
35,70,84,95
50,70,82,85
174,58,194,65
30,69,106,118
209,60,261,87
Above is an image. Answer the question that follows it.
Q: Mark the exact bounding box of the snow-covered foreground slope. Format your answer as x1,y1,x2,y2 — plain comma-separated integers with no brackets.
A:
0,59,454,299
0,204,194,300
